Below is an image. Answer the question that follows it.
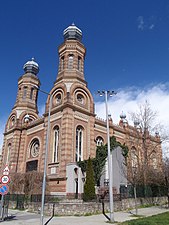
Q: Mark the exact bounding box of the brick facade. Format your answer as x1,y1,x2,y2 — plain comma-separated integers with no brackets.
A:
1,24,162,197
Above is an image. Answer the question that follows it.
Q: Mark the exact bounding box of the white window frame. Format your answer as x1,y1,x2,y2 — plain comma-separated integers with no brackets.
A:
76,126,83,162
6,143,11,164
53,127,59,163
68,54,73,69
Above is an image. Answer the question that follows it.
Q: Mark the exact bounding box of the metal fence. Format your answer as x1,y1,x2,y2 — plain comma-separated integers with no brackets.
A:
3,193,63,209
121,184,168,198
3,185,167,209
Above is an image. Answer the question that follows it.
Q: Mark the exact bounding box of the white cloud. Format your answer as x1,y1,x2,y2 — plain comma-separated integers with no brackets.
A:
38,104,45,116
137,16,144,30
149,24,155,30
1,83,169,154
95,83,169,134
137,16,156,31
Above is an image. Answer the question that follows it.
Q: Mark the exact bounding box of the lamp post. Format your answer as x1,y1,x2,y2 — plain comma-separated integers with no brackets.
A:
97,90,116,222
34,85,52,225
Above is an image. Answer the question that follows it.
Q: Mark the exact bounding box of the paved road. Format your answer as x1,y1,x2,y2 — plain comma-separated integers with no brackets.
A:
1,206,169,225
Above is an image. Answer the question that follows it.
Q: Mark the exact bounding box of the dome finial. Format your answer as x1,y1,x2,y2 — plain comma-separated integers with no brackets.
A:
23,58,39,75
63,23,82,42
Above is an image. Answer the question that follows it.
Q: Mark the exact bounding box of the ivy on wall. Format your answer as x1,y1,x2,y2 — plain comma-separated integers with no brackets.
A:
78,136,128,186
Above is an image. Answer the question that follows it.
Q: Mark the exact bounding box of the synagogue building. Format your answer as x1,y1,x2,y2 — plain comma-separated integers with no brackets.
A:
1,24,162,198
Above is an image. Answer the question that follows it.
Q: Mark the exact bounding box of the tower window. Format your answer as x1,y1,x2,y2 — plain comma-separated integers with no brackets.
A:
11,116,16,127
61,56,64,71
68,54,73,69
76,126,83,162
23,86,27,99
53,126,59,163
30,88,34,100
56,93,61,104
77,94,84,104
78,56,81,71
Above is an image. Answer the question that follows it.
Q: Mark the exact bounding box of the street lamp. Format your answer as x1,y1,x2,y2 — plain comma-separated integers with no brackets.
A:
97,90,116,222
34,85,52,225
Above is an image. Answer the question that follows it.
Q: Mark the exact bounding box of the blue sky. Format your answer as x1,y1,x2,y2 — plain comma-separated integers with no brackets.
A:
1,0,169,150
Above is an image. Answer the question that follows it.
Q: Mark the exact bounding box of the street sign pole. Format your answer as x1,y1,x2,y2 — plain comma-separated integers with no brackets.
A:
0,165,10,220
0,195,4,220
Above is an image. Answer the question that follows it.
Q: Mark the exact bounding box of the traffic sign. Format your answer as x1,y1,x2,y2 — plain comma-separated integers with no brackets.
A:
1,175,10,184
3,166,9,175
0,185,8,195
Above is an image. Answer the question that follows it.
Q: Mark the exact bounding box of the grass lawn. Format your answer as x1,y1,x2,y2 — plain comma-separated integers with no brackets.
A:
120,212,169,225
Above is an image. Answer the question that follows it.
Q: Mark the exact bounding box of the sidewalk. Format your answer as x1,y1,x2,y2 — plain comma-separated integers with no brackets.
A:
1,206,169,225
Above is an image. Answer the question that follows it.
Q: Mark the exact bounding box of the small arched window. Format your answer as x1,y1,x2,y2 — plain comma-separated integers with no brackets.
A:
96,136,104,146
78,56,81,71
53,126,59,163
56,93,62,104
30,88,34,100
61,56,64,70
68,54,74,69
23,86,27,99
77,93,84,104
76,126,83,162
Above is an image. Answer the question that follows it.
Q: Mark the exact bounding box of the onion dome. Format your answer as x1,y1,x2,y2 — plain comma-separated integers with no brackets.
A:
120,111,128,126
120,111,126,120
23,58,39,75
134,119,140,127
155,131,160,137
63,23,82,42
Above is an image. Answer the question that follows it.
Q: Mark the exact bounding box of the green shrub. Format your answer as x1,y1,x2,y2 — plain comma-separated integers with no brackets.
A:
83,157,96,201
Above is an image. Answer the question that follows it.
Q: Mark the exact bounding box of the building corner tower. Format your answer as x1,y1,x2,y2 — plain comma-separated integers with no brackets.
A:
1,59,41,172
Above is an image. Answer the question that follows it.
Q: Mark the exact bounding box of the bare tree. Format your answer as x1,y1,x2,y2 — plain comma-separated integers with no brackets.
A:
10,171,43,196
161,157,169,208
129,101,163,196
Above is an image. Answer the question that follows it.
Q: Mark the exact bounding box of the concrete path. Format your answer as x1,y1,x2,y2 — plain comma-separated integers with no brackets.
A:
1,206,169,225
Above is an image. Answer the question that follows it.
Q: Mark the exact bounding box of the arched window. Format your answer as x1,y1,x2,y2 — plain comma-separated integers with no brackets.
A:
29,138,40,158
77,93,84,104
23,86,27,99
6,143,11,164
68,54,74,69
30,88,34,100
53,126,59,163
131,147,138,168
78,56,81,71
10,115,16,127
76,126,83,162
96,136,104,146
56,93,61,104
61,56,64,70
